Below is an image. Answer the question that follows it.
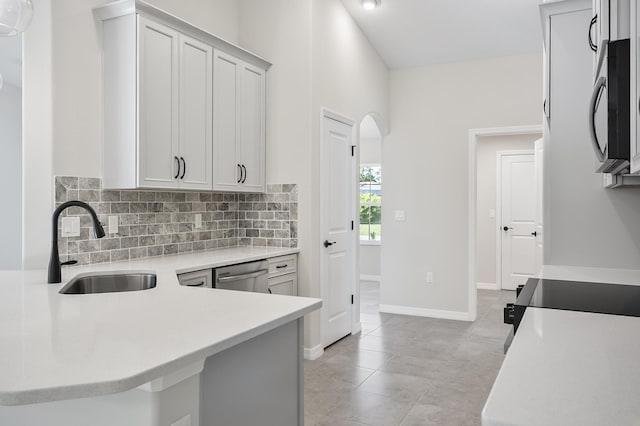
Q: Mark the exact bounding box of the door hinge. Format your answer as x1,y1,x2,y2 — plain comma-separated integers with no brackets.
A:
351,220,354,231
351,294,354,304
351,145,356,157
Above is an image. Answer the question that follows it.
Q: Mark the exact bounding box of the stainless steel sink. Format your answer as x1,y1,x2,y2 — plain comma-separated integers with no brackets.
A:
59,272,157,294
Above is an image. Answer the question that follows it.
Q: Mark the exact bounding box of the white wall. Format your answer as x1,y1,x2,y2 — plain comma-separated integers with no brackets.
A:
0,83,22,270
51,0,240,178
381,54,541,315
23,0,53,269
476,134,539,286
239,0,389,349
310,0,389,345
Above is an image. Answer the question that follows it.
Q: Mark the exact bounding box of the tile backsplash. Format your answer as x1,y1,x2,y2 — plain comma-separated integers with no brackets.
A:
55,177,297,265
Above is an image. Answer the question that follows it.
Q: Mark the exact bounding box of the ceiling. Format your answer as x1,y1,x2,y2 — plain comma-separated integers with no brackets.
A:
0,36,22,88
341,0,543,69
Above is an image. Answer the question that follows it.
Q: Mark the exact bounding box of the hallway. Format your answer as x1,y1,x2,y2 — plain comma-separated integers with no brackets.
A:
304,284,514,425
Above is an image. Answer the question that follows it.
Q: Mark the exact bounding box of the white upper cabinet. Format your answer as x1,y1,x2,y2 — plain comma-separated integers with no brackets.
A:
239,62,266,192
178,34,213,190
213,50,242,191
213,50,266,193
97,0,270,191
137,17,180,189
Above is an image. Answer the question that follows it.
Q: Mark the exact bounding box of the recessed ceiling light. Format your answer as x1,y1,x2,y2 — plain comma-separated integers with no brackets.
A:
362,0,380,10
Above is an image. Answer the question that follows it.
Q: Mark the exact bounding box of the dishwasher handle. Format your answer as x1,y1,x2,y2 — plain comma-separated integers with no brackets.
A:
217,269,269,283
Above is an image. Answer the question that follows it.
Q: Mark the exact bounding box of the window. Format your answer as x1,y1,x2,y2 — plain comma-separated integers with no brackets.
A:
360,165,381,242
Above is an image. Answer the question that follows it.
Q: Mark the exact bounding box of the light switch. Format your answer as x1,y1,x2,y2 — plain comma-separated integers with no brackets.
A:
108,216,119,235
489,209,496,218
195,213,202,229
394,210,405,221
61,217,80,237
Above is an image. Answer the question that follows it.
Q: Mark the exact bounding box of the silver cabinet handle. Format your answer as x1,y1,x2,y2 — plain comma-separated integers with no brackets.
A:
185,281,205,287
217,269,268,283
589,76,606,162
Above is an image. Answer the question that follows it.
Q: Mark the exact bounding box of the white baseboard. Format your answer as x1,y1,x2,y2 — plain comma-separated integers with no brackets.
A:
351,321,362,335
303,344,324,360
360,274,381,282
477,282,499,290
379,304,473,321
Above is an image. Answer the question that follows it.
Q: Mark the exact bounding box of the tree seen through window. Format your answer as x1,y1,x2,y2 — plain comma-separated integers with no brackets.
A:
360,165,381,241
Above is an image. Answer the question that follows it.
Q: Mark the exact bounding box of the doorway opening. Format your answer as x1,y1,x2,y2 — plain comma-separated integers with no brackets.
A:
468,126,542,320
358,114,384,334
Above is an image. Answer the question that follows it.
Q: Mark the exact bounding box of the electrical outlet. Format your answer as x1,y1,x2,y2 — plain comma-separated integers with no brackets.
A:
108,216,119,235
61,217,80,237
394,210,405,221
195,214,202,229
426,272,434,284
489,209,496,218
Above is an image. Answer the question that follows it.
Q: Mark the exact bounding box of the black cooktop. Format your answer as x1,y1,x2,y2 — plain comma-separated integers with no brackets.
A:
516,278,640,318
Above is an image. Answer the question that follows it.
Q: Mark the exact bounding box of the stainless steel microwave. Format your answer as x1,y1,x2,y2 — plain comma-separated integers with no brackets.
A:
589,38,630,174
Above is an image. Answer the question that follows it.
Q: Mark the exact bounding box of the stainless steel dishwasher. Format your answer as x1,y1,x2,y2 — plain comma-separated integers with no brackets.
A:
214,259,269,293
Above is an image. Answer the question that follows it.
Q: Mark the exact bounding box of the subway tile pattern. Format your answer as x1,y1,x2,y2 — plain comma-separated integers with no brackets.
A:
55,177,297,265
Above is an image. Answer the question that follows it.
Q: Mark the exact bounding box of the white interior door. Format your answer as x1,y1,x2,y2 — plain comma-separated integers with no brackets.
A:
500,153,536,291
321,113,354,347
534,139,544,273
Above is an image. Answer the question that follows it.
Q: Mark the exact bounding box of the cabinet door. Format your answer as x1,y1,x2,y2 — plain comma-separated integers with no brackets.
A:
179,34,213,190
137,17,180,188
238,62,266,192
213,49,242,191
631,0,640,173
268,273,297,296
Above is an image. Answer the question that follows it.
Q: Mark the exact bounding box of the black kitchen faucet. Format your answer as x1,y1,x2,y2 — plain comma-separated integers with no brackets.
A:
48,201,106,284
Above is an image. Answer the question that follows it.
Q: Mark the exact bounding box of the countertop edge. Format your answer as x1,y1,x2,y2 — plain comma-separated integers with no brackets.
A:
0,298,321,406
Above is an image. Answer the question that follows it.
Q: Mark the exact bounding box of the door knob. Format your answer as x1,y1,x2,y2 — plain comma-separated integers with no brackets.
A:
323,240,336,248
531,231,537,237
503,226,513,231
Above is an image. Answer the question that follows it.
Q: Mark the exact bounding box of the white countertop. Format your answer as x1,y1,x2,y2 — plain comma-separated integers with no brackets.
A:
0,247,321,406
482,265,640,425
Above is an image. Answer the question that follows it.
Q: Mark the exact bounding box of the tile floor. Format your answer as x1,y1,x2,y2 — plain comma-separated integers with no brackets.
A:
304,282,515,426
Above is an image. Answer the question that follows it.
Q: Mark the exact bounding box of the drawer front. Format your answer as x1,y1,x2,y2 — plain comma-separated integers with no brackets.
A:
268,254,297,277
178,269,213,288
268,273,297,296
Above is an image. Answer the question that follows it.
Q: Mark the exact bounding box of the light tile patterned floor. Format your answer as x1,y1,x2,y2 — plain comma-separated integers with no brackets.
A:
304,282,515,426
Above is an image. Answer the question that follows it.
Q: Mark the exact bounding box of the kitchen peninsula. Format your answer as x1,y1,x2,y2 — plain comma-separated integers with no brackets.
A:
0,247,320,426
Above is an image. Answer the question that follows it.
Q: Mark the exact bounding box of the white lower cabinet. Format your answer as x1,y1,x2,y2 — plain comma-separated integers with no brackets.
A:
267,254,298,296
268,273,298,296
